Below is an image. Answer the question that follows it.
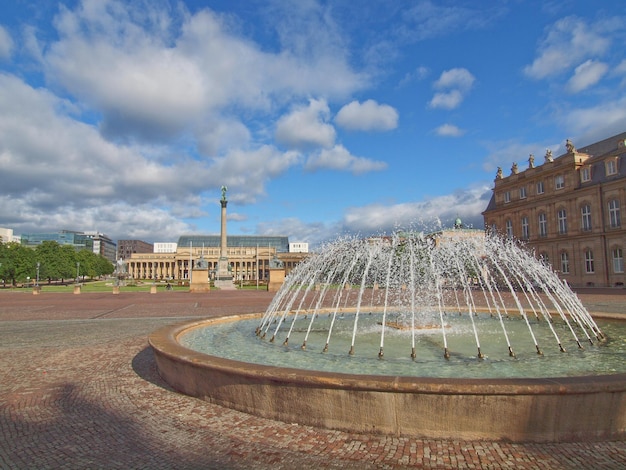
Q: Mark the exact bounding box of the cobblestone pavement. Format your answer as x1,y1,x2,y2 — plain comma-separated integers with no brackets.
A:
0,289,624,469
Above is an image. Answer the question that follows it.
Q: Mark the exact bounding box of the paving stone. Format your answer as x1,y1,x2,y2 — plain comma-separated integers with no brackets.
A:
0,290,624,469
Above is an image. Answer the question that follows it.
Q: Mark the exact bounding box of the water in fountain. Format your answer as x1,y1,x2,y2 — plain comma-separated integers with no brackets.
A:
256,230,605,364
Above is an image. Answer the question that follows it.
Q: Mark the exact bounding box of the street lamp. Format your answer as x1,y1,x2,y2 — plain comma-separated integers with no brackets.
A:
36,262,40,287
76,262,80,284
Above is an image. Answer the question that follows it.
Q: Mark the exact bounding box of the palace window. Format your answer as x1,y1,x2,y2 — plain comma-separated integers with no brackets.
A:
505,219,513,238
519,186,527,199
539,252,549,266
536,181,544,194
521,216,529,240
504,191,510,203
538,213,547,237
608,199,621,228
560,252,570,274
581,204,592,231
557,208,567,234
580,167,591,182
613,248,624,273
606,159,618,176
585,250,594,274
555,174,565,190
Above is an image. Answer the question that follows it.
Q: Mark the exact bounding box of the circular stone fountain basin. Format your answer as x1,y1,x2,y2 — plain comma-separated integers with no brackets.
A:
149,312,626,443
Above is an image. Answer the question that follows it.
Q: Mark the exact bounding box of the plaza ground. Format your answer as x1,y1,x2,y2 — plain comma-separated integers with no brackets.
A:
0,288,624,469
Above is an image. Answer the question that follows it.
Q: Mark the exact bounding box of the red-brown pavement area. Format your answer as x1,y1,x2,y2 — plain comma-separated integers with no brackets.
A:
0,288,624,469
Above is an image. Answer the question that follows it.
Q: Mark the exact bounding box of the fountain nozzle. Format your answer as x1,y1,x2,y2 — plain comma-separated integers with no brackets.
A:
378,348,384,358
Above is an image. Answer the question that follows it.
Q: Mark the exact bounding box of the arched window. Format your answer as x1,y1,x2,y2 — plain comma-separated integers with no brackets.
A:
557,208,567,234
538,212,547,237
584,249,594,273
521,216,529,240
608,199,621,228
560,252,570,274
505,219,513,238
581,204,592,231
613,248,624,274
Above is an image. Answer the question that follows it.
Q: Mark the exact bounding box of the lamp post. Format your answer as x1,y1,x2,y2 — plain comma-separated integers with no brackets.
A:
76,262,80,284
36,262,40,287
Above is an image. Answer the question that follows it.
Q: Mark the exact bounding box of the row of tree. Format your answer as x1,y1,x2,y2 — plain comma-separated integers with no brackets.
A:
0,241,115,286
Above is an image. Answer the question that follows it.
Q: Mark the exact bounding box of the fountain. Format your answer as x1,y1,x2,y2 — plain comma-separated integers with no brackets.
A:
150,230,626,442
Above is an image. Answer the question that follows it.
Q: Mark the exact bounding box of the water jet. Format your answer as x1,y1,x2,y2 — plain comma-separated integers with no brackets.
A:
150,232,626,442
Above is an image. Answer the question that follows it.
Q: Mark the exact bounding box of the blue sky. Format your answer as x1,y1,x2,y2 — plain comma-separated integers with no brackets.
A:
0,0,625,248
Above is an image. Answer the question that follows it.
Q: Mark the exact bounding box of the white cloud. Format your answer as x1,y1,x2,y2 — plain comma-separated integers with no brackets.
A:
429,90,463,110
429,68,474,110
196,118,251,157
304,145,387,175
342,186,491,234
208,146,302,202
567,60,608,93
560,96,626,145
434,68,475,91
0,25,13,59
523,16,611,79
435,124,465,137
275,99,336,149
42,2,366,142
0,72,304,240
335,100,398,131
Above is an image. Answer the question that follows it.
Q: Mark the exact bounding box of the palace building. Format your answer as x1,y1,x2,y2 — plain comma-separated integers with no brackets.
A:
482,131,626,288
124,235,309,283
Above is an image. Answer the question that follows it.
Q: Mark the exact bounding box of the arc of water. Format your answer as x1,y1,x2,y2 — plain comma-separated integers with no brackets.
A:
451,251,484,358
488,242,543,355
349,245,375,356
322,249,361,353
378,240,396,358
428,247,449,359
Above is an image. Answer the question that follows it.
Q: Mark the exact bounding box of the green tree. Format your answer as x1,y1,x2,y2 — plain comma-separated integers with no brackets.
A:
35,241,77,283
76,250,114,279
0,242,36,286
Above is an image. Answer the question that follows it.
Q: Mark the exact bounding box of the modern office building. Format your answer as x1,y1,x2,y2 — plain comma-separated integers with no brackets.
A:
0,227,19,243
117,240,154,259
482,132,626,288
20,230,117,263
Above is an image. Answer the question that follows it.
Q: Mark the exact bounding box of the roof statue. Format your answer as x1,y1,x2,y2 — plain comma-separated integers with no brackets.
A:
511,162,519,174
566,139,576,154
545,149,553,162
496,166,503,179
528,154,535,168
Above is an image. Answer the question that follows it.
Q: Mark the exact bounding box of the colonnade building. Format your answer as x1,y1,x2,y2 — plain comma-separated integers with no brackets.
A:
125,235,308,283
482,132,626,288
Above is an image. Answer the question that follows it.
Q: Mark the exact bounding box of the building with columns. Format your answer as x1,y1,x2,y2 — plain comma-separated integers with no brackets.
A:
125,235,308,283
482,132,626,288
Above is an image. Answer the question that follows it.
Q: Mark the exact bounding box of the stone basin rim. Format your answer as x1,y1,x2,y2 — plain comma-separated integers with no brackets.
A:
148,312,626,395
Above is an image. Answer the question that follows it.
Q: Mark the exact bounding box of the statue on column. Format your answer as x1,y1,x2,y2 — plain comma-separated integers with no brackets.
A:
221,185,228,201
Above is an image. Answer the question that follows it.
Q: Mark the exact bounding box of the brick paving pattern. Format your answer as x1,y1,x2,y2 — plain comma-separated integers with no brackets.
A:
0,289,624,469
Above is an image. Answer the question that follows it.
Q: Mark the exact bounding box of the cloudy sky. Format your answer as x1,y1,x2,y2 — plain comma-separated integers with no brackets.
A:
0,0,625,248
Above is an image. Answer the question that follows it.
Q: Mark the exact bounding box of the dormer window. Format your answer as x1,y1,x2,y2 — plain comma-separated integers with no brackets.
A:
606,158,618,176
580,166,591,182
